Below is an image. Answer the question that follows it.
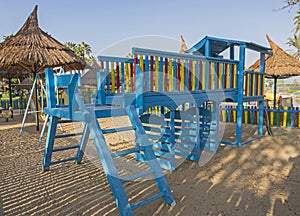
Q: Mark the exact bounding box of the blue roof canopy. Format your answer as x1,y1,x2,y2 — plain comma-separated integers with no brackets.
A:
186,36,272,58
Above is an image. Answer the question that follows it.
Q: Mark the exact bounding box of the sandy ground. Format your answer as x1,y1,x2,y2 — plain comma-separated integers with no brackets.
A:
0,113,299,216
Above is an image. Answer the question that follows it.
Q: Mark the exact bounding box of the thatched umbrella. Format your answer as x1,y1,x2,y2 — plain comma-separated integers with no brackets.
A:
81,57,101,88
249,34,300,107
179,35,188,54
0,5,86,130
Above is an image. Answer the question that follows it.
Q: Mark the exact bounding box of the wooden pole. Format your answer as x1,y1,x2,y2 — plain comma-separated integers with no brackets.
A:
273,76,278,109
34,64,39,131
8,75,13,118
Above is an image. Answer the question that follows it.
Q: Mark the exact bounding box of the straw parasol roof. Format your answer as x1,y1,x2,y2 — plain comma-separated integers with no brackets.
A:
0,5,86,130
0,5,86,73
81,57,101,88
249,34,300,78
249,34,300,107
179,35,188,54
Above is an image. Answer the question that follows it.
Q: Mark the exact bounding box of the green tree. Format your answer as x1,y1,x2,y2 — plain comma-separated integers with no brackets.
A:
2,33,14,41
287,34,300,59
64,41,92,65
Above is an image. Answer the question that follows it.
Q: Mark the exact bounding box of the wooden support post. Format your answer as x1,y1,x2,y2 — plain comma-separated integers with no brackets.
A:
97,69,106,105
236,45,245,145
42,115,58,171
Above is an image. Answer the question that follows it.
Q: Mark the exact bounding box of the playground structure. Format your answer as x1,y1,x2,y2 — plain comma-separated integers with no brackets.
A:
41,36,271,215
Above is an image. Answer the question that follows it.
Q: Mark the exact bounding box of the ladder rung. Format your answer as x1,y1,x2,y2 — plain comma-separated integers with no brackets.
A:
55,132,83,139
111,147,142,158
50,157,77,165
131,193,163,210
52,145,79,152
120,169,153,183
102,126,133,134
58,119,73,123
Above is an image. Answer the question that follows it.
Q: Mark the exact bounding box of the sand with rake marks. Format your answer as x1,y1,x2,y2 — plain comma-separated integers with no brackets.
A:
0,114,299,215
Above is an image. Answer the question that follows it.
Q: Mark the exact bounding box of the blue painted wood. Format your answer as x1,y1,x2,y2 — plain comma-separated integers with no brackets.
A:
222,63,225,89
105,61,111,94
42,115,58,171
230,45,235,60
121,62,125,92
205,39,210,57
97,69,106,105
55,132,83,139
251,106,255,125
205,61,209,90
131,193,163,210
111,147,141,158
87,109,133,215
50,157,78,165
136,65,144,114
291,107,295,127
102,126,133,134
132,47,239,64
98,55,133,63
120,169,152,183
172,60,177,91
52,145,79,152
159,57,164,92
76,123,90,164
127,105,175,205
45,68,56,109
236,45,246,145
169,110,175,169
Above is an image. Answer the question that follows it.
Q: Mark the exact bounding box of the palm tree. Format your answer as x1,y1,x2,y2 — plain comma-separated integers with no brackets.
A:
64,41,92,64
287,34,300,59
64,42,77,52
293,9,300,34
2,33,14,41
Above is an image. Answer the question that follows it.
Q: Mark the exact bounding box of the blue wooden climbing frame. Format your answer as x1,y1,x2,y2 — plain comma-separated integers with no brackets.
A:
42,35,271,215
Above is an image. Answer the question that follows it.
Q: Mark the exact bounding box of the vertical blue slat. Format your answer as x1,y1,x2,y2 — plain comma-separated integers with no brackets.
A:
45,68,56,109
249,72,253,96
170,110,175,170
105,61,110,94
290,107,295,128
136,65,144,114
121,62,125,93
159,57,163,92
236,45,246,145
205,61,209,90
185,60,189,90
205,39,210,57
172,60,177,92
258,52,266,133
251,106,255,125
230,45,234,60
97,69,106,105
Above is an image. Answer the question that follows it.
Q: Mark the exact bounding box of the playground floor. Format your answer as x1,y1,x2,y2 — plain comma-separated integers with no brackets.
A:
0,114,299,215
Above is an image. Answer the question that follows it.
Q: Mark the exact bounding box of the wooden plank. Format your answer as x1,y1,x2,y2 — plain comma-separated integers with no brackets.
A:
169,58,173,91
155,56,159,92
116,64,120,92
150,56,154,92
111,62,115,93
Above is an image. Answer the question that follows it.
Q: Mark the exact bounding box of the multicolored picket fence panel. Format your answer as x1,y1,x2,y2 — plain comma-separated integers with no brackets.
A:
220,105,300,128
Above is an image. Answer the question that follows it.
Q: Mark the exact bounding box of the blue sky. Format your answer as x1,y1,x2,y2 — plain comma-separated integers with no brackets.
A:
0,0,297,65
